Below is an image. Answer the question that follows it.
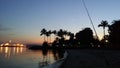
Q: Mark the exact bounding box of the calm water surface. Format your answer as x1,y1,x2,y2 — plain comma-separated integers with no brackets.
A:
0,47,62,68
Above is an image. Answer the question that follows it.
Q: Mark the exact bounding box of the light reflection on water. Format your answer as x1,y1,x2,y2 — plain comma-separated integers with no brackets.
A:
0,47,24,58
0,47,64,68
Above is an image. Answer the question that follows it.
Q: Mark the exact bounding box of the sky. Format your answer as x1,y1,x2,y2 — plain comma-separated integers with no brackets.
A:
0,0,120,44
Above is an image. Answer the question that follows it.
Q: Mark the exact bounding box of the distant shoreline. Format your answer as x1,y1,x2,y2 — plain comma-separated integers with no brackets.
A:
0,46,24,47
27,45,120,50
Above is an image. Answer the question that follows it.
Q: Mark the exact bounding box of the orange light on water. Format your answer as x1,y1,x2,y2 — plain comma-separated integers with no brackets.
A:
16,47,19,54
20,47,23,53
4,47,11,58
13,47,16,54
0,47,3,53
5,47,8,54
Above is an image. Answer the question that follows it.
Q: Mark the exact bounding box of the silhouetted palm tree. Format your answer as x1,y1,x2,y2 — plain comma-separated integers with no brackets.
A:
68,32,74,38
57,29,64,38
48,30,52,43
46,32,50,43
40,28,47,42
52,30,57,41
63,30,68,39
108,20,120,47
68,32,74,46
98,20,109,39
67,32,73,39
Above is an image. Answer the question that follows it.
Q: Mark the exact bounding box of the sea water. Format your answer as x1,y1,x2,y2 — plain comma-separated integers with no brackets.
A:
0,47,62,68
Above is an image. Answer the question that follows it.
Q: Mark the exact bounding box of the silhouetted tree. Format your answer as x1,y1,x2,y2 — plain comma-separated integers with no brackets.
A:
59,37,65,47
63,30,68,39
98,20,109,39
108,20,120,48
56,29,67,47
67,32,72,38
40,28,47,42
75,28,94,47
68,32,75,46
52,49,59,60
48,30,52,43
52,30,57,41
46,32,50,43
57,29,64,38
40,42,48,67
42,41,49,49
92,36,100,47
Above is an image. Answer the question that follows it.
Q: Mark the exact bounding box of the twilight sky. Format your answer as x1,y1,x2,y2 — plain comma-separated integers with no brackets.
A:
0,0,120,44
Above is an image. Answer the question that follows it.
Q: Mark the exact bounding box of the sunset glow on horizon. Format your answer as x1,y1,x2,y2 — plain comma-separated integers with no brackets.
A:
0,0,120,44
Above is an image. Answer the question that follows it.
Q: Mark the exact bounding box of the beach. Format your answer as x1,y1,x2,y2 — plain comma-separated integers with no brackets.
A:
60,49,120,68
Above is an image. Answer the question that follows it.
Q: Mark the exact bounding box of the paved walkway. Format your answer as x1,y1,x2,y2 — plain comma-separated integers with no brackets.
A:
60,49,120,68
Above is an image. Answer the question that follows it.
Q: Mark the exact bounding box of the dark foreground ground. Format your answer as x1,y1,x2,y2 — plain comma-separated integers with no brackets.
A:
60,49,120,68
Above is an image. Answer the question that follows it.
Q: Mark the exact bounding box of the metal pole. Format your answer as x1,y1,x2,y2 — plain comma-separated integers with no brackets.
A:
82,0,98,39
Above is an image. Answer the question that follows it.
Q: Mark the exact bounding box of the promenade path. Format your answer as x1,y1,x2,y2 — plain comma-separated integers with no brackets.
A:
60,49,120,68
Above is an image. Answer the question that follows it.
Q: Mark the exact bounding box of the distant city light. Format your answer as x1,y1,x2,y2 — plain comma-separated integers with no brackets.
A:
5,43,9,46
9,40,11,43
1,44,3,46
0,40,24,47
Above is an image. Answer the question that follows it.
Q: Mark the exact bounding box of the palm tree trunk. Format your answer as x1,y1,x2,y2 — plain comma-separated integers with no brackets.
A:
54,35,56,41
44,35,46,42
50,36,51,44
47,37,48,43
103,27,105,39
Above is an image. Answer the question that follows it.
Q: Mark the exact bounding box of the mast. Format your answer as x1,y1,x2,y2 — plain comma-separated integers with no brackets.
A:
82,0,98,39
